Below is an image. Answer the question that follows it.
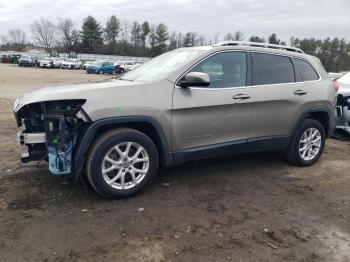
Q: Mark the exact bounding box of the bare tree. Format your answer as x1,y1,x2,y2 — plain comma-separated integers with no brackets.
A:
120,20,131,43
224,33,234,41
31,18,56,51
8,29,26,51
214,33,220,44
183,32,204,47
176,32,183,48
1,35,9,46
234,31,244,41
57,18,75,52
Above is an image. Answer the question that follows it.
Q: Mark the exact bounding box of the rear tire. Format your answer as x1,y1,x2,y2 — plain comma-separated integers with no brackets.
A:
86,128,159,198
283,119,325,166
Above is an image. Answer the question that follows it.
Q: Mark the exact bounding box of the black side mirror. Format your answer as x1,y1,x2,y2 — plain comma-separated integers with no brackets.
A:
179,72,210,88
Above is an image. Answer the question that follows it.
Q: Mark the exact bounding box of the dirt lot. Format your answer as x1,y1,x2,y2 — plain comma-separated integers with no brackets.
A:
0,63,350,262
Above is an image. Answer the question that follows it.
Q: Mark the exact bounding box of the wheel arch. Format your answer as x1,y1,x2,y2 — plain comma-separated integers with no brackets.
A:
291,107,333,138
73,116,173,180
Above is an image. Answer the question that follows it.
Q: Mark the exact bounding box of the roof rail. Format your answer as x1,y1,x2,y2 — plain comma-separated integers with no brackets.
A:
213,41,304,54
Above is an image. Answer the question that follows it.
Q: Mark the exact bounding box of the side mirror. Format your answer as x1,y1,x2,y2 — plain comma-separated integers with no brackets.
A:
179,72,210,87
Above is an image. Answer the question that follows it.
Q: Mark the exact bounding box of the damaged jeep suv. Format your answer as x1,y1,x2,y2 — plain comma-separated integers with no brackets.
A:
14,41,337,198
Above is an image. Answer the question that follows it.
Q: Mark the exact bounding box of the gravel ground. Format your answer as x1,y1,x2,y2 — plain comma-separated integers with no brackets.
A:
0,63,350,262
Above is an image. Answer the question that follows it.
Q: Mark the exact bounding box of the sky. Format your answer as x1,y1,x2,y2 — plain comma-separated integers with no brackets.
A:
0,0,349,43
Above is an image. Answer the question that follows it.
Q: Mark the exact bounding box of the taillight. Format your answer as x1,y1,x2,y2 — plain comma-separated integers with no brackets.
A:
334,81,340,92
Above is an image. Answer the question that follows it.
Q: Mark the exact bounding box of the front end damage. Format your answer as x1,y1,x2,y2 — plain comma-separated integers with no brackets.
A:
14,99,89,176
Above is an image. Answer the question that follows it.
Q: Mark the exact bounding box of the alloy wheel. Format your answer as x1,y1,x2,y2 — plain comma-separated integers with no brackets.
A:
101,142,149,190
298,128,322,161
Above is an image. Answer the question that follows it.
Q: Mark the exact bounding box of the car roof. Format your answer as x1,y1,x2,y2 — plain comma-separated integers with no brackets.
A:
182,41,309,59
166,42,322,83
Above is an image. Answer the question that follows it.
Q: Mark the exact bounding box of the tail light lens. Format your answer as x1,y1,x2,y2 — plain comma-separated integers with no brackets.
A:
334,81,340,92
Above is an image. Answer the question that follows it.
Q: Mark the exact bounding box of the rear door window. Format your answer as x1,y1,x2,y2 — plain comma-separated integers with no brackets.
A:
292,58,319,81
253,53,295,85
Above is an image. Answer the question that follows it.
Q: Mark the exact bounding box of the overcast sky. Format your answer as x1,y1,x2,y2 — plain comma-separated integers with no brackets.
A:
1,0,349,42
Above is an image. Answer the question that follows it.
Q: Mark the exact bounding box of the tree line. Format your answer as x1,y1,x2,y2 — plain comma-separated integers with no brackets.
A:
1,15,349,72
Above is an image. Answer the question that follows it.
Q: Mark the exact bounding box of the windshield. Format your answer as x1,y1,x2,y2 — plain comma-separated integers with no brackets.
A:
66,59,76,62
21,56,30,59
120,48,207,82
338,72,350,84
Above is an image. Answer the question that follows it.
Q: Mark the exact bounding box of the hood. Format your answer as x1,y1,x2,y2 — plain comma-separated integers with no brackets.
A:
338,81,350,96
14,79,150,112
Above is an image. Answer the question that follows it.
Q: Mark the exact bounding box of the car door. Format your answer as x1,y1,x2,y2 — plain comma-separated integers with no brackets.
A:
249,52,309,139
101,62,107,72
172,51,254,151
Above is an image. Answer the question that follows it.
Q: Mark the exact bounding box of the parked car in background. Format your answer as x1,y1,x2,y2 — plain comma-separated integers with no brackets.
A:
32,57,40,67
18,55,33,67
115,61,138,74
10,54,21,64
1,54,12,63
40,57,54,68
61,59,82,69
86,60,114,74
336,71,350,134
1,54,20,64
52,58,62,68
113,61,122,72
328,72,344,80
83,60,95,70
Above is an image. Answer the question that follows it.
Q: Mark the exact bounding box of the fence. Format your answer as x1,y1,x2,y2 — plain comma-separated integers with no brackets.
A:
0,51,151,63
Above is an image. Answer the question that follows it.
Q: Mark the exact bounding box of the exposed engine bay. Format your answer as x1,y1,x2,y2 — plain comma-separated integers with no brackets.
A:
15,99,89,175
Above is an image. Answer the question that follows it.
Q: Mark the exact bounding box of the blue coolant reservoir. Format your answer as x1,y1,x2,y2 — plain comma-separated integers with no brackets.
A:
48,137,76,175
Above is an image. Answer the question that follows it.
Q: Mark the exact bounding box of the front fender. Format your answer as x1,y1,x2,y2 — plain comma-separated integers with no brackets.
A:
73,116,173,180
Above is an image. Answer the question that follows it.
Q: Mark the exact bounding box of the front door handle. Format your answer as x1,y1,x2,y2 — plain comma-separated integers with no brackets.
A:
293,90,308,96
233,94,251,100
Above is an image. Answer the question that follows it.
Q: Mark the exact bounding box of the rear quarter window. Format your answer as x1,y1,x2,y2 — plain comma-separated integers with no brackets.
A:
292,58,319,81
253,53,295,85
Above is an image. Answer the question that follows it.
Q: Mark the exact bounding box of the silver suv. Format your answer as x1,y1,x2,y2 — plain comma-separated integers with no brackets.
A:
14,41,337,198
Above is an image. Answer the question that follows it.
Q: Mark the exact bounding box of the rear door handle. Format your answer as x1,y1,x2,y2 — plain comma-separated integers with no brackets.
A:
233,94,251,100
293,90,308,96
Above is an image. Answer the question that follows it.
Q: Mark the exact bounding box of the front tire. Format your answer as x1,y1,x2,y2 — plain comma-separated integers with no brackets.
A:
86,128,159,198
283,119,325,166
